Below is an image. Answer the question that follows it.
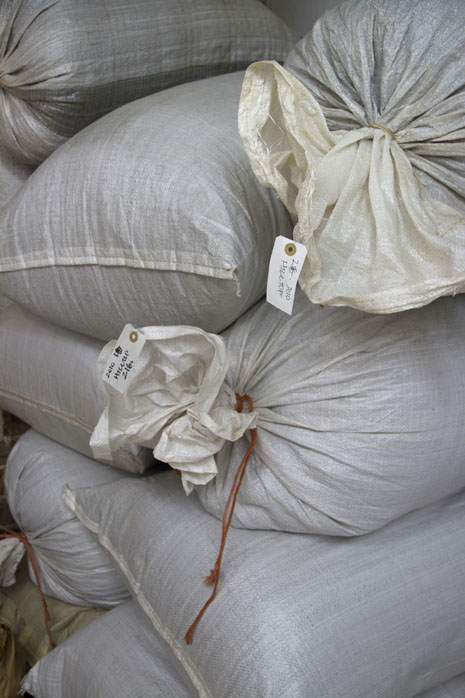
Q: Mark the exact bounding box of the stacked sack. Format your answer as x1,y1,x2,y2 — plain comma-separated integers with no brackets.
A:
0,0,297,691
2,1,465,697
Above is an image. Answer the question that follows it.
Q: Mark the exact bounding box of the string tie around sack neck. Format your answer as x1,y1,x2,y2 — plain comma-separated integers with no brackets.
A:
368,123,396,140
0,525,55,649
185,393,258,645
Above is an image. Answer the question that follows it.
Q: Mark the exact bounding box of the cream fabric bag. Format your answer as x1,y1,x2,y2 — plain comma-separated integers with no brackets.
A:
238,0,465,313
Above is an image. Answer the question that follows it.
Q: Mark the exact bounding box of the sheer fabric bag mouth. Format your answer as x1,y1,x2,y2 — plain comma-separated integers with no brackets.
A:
238,0,465,313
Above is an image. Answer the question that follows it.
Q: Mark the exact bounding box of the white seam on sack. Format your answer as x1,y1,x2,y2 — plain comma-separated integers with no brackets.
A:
63,488,214,698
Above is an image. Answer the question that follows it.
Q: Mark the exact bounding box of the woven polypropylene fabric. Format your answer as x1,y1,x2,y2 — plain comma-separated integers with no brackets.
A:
0,72,292,340
65,471,465,698
0,0,297,165
0,301,152,472
90,290,465,535
200,292,465,534
239,0,465,313
416,675,465,698
22,600,195,698
0,148,33,208
7,430,133,607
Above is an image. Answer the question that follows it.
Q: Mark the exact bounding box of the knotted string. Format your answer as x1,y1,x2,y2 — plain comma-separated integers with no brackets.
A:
184,393,257,645
0,525,55,648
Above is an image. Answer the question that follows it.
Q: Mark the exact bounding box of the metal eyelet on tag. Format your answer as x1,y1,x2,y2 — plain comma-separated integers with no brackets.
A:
129,331,138,343
284,242,297,256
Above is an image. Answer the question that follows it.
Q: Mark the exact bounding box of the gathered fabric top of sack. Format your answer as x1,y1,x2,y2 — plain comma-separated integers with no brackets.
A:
91,291,465,536
91,326,257,495
6,429,134,608
238,0,465,313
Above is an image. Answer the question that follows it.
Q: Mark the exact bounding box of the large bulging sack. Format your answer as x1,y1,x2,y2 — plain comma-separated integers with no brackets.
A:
0,0,297,165
0,300,153,473
64,471,465,698
91,291,465,536
0,72,292,339
238,0,465,313
6,430,133,607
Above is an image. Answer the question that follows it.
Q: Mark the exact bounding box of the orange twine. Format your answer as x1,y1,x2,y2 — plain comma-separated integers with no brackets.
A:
185,393,257,645
0,525,55,648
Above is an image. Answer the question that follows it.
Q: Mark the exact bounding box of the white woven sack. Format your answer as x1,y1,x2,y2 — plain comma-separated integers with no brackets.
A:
0,147,33,208
238,0,465,313
91,291,465,536
0,72,292,340
6,429,132,607
0,300,152,473
0,0,296,165
22,600,195,698
64,471,465,698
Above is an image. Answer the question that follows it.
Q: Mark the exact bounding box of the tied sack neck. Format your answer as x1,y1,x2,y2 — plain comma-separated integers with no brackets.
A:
91,326,257,493
238,60,465,313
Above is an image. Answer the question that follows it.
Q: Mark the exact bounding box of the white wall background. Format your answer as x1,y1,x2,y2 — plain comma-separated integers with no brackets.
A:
265,0,342,36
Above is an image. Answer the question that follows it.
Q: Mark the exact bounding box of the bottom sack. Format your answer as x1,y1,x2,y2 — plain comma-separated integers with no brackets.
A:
21,599,195,698
65,470,465,698
20,600,465,698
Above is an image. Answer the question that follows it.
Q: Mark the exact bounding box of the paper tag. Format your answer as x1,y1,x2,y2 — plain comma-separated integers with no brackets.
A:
102,324,146,393
266,236,307,314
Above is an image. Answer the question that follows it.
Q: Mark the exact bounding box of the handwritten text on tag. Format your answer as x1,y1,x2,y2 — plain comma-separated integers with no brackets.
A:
266,236,307,315
102,324,146,393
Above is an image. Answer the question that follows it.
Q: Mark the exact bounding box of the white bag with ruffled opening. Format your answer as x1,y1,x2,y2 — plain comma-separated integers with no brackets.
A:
91,326,257,494
91,291,465,536
238,0,465,313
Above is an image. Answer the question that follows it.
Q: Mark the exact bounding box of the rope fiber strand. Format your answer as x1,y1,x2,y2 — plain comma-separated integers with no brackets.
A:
184,393,257,645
